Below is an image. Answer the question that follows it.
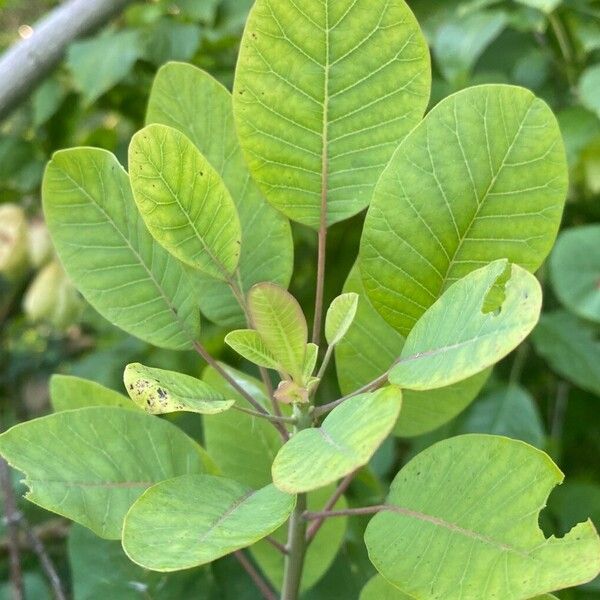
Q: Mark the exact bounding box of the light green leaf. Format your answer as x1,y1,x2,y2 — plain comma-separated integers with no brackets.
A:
144,21,201,67
42,148,200,350
248,283,307,381
389,261,541,390
550,225,600,323
531,311,600,396
0,408,212,539
251,485,347,592
365,435,600,599
272,387,402,493
69,524,211,600
360,84,567,336
123,363,234,415
50,374,132,412
460,384,545,448
67,30,144,105
203,365,281,490
146,62,293,327
129,124,241,280
122,475,295,571
515,0,561,13
325,292,359,347
360,575,414,600
233,0,431,228
336,266,489,437
224,329,281,370
303,343,319,381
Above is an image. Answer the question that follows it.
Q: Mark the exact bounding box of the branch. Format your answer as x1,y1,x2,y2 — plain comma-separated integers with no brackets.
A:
0,0,136,122
234,550,277,600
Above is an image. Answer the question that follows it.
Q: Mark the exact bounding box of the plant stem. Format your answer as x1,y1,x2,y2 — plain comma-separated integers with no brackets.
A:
305,470,356,542
281,493,308,600
233,405,296,425
234,550,277,600
303,505,386,520
266,535,288,555
0,457,23,600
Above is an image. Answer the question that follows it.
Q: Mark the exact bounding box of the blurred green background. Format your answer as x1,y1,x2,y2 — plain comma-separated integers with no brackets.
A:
0,0,598,598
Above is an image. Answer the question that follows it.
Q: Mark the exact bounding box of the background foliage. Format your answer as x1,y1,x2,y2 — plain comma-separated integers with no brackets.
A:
0,0,598,598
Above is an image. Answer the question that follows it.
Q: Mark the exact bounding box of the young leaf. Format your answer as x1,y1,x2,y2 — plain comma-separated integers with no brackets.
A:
146,62,293,327
550,225,600,323
302,343,319,382
122,475,295,571
42,148,200,350
325,292,359,347
336,266,490,437
123,363,234,415
389,261,542,390
531,311,600,396
224,329,281,370
272,387,402,493
364,435,600,599
129,124,241,280
360,84,567,336
360,575,413,600
50,374,133,412
233,0,431,228
248,283,307,381
0,408,213,539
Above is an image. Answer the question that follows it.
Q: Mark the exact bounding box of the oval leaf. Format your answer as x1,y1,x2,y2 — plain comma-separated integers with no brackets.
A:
389,260,541,390
233,0,431,228
325,292,359,347
123,363,234,415
50,375,133,412
360,84,567,336
147,62,294,327
365,434,600,599
129,124,241,280
0,407,212,539
272,386,402,493
42,148,200,350
224,329,281,370
360,576,413,600
122,475,295,571
248,283,307,381
550,225,600,323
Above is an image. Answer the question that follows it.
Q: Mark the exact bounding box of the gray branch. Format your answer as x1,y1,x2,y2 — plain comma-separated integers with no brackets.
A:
0,0,136,122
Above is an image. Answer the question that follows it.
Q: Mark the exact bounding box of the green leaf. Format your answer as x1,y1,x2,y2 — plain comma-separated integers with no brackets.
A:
272,387,402,493
335,266,489,437
42,148,200,350
303,343,319,381
146,62,293,327
251,485,347,592
248,283,307,381
364,435,600,599
50,374,132,412
69,524,211,600
550,225,600,323
129,124,241,280
123,363,234,415
515,0,561,13
325,292,359,347
203,365,281,490
531,311,600,396
360,84,567,336
0,407,212,539
224,329,281,370
233,0,431,228
389,261,541,390
360,575,413,600
144,20,201,66
67,30,144,105
460,384,545,448
122,475,295,571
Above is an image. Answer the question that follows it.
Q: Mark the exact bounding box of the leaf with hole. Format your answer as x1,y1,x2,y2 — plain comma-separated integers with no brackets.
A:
123,363,234,415
364,434,600,599
389,260,541,390
0,408,213,539
122,475,295,571
272,386,402,493
129,124,241,280
42,148,200,350
233,0,431,228
360,84,567,336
